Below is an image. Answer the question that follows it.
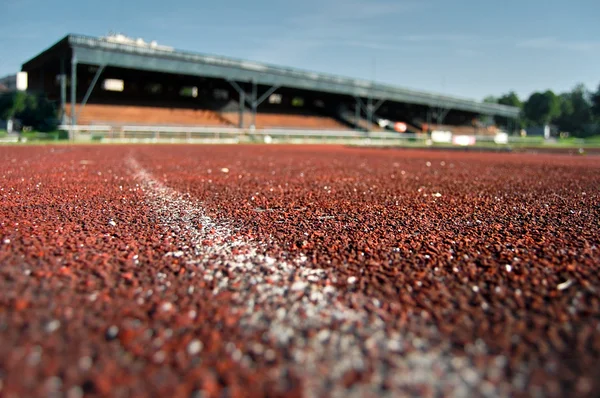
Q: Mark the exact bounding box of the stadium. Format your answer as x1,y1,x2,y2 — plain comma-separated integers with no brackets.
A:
21,33,519,142
1,28,600,398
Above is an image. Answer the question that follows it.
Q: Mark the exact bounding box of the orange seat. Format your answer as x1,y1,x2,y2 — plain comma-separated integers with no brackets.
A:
66,104,233,126
254,113,346,130
67,104,349,130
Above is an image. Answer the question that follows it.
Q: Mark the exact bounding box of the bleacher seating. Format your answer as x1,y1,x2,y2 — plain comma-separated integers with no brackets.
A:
220,112,347,130
67,103,496,134
254,113,347,130
67,104,348,130
339,111,384,132
66,104,233,126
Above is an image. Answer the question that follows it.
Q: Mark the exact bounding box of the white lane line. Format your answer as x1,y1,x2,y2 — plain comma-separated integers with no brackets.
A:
127,157,515,398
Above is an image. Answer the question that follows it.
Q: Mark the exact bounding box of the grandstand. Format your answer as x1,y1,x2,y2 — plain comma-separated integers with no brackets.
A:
21,34,519,135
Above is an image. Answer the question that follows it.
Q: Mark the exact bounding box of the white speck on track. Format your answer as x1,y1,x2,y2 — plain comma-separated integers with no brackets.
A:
127,157,518,398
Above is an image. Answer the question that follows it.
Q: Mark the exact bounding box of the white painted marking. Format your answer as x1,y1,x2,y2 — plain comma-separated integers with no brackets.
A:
126,157,521,398
557,279,573,291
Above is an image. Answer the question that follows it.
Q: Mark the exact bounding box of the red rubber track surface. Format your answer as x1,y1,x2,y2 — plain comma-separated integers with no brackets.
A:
1,145,599,397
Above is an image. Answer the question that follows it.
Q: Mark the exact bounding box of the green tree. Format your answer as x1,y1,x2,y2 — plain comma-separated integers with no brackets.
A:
484,91,524,131
554,84,593,137
0,91,27,120
592,83,600,121
0,92,57,132
523,90,561,126
498,92,522,108
497,91,524,130
555,93,574,129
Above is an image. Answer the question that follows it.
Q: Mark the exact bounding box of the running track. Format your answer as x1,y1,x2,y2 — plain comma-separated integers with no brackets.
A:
1,145,599,397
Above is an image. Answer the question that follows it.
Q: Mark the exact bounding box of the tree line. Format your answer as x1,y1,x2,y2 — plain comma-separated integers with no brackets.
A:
484,82,600,138
0,91,58,132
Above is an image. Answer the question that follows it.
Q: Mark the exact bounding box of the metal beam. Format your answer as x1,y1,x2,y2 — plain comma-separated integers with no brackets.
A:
251,79,257,128
354,96,368,114
255,85,280,107
435,106,451,124
366,97,373,132
227,79,243,95
373,98,385,113
426,108,432,133
60,58,67,125
228,79,280,129
354,101,360,131
70,55,77,139
227,79,253,108
239,90,245,128
75,64,105,122
367,98,386,132
354,96,385,132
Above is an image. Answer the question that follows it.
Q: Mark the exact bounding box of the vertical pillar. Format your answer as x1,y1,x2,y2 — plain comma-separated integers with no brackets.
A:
70,54,77,139
60,58,67,125
366,97,373,132
354,100,360,131
239,90,245,129
426,108,431,134
251,80,257,129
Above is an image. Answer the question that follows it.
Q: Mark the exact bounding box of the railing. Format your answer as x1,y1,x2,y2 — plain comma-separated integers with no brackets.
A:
59,124,432,145
59,124,589,148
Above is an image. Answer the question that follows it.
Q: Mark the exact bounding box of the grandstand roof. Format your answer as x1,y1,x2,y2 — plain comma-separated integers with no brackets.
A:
23,34,519,118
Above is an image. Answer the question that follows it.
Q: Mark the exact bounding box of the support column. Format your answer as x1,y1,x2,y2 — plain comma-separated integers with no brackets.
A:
434,106,451,125
354,97,369,132
60,58,67,125
75,65,105,122
354,100,360,131
251,79,257,129
70,55,77,140
366,97,373,132
239,90,245,128
369,99,385,132
355,96,385,133
227,79,279,131
426,108,431,134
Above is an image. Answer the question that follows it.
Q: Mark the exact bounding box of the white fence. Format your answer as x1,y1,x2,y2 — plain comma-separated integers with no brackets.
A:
58,124,551,146
59,124,433,145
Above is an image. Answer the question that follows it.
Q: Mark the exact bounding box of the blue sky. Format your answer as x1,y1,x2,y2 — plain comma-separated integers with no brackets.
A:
1,0,598,100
